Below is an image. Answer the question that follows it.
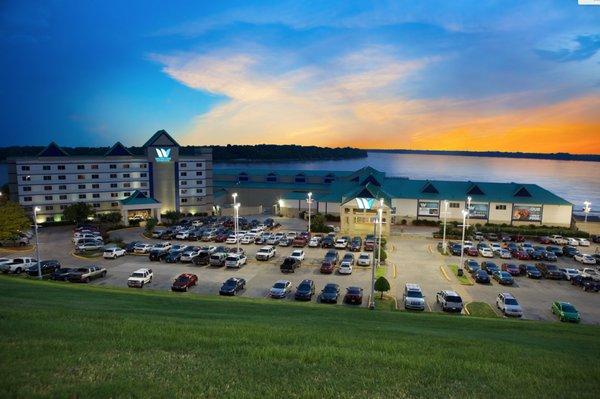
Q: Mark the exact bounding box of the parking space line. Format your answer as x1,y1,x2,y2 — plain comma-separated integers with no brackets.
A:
439,265,451,281
427,244,433,254
426,302,432,312
393,263,397,279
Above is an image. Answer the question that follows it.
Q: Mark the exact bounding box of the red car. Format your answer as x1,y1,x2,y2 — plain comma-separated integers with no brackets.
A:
320,261,335,274
511,234,525,243
465,247,478,257
514,250,530,260
214,233,229,243
538,236,551,244
292,236,308,247
501,263,520,276
171,273,198,292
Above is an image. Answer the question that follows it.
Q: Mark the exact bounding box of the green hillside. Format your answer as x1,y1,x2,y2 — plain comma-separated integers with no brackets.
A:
0,276,598,398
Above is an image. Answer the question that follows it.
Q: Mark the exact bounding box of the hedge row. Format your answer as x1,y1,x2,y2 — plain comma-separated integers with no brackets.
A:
437,224,590,239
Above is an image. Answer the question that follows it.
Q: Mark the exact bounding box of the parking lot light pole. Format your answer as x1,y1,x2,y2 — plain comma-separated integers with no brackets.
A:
33,207,42,280
307,192,313,233
369,215,377,310
459,209,468,274
234,203,240,254
377,198,384,270
442,200,449,255
583,201,591,223
466,196,472,237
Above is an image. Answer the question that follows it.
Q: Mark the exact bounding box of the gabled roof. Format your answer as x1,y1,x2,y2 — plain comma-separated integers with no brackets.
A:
466,183,485,196
341,183,392,207
38,142,69,157
360,174,382,187
104,141,132,156
143,130,180,148
421,182,439,194
513,186,532,198
120,190,160,206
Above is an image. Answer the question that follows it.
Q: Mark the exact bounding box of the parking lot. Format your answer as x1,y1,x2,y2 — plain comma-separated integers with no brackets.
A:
2,219,599,324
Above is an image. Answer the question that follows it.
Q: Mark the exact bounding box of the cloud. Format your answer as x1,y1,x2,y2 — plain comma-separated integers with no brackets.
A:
535,34,600,63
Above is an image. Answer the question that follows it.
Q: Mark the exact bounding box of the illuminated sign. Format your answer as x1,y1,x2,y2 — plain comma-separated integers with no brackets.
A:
469,203,489,219
418,200,439,216
512,205,542,221
355,198,375,210
155,148,171,162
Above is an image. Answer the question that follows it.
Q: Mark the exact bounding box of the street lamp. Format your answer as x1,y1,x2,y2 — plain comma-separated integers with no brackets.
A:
466,196,472,235
442,200,449,255
459,208,469,274
231,192,238,247
369,198,384,310
307,192,313,233
33,206,42,280
234,203,240,254
583,201,591,223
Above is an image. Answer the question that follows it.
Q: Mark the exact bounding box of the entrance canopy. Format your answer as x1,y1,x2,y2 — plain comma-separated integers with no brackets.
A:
119,190,162,225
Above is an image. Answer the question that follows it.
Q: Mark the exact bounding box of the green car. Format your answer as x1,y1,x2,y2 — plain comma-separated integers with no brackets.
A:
551,301,580,323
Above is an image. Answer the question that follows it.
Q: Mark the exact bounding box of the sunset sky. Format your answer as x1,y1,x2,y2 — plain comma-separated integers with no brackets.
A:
1,1,599,153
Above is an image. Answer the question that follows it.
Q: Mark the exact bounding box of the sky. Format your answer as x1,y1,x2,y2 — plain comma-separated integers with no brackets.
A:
1,1,599,153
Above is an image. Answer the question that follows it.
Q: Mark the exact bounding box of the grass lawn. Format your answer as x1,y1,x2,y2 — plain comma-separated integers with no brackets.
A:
1,276,599,398
465,302,500,318
448,264,473,285
374,295,396,311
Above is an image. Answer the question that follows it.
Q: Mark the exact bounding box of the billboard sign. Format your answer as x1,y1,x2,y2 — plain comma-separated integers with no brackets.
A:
155,148,172,163
418,200,439,217
512,204,542,221
355,198,376,210
469,203,489,219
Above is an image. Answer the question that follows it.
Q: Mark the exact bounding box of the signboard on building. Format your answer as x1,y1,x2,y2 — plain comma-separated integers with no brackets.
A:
418,200,439,216
155,148,172,162
470,203,489,219
512,204,542,221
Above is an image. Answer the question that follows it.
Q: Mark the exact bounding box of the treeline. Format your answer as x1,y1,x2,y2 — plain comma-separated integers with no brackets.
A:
369,149,600,162
0,145,367,162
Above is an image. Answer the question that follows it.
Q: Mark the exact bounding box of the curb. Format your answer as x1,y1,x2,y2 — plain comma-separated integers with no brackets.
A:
71,251,103,261
0,245,36,253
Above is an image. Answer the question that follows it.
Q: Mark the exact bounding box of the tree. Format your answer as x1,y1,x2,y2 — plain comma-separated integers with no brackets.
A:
374,248,387,263
145,217,157,233
309,213,331,233
96,212,122,225
374,276,391,299
163,210,182,225
63,202,95,224
0,201,31,241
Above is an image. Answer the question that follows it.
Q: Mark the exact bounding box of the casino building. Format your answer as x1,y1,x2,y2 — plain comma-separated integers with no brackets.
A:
7,130,213,224
213,166,573,236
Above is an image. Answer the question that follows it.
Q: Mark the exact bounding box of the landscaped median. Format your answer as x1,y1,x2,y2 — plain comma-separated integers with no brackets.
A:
1,276,599,398
448,264,474,285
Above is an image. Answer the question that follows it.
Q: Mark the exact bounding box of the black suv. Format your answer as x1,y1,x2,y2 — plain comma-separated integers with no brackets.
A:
280,257,300,273
536,263,564,279
294,279,315,301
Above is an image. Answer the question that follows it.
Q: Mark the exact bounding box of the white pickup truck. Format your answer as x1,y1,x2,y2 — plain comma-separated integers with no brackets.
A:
127,268,154,288
550,235,567,245
0,257,36,274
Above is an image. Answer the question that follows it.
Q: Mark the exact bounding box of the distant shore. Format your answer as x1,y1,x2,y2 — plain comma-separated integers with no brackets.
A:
367,149,600,162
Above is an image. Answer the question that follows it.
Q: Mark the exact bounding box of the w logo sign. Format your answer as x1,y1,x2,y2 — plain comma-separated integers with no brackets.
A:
155,148,172,162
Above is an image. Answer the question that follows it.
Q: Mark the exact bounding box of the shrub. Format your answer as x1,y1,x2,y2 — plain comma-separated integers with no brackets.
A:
412,219,440,226
145,218,158,233
374,248,387,263
374,276,391,299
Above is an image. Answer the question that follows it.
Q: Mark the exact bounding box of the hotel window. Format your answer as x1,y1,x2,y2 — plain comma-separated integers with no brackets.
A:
77,175,85,180
496,204,507,210
196,188,203,194
21,165,30,171
59,195,67,200
181,172,187,177
78,184,86,189
111,202,119,207
196,162,202,168
23,186,31,192
140,182,147,187
91,164,99,169
180,163,187,167
196,180,202,185
140,173,147,178
123,182,131,188
45,206,53,211
181,189,188,195
45,195,53,201
59,185,66,190
57,165,65,170
180,181,187,186
91,174,99,179
140,163,147,168
123,192,131,197
92,193,100,198
22,175,31,181
93,203,101,208
43,175,51,181
110,173,117,178
110,183,118,188
449,202,460,208
58,175,66,180
123,164,130,169
92,184,100,189
196,171,202,176
109,164,117,169
111,193,118,198
43,165,51,171
44,186,52,191
123,173,130,178
77,165,85,170
79,194,86,199
181,198,188,203
24,197,32,202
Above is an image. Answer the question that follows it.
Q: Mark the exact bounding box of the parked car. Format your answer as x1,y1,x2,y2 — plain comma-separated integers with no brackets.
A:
127,268,153,288
465,260,480,274
319,283,340,303
76,242,103,252
565,237,580,246
546,246,563,257
542,251,558,262
180,247,201,262
225,253,247,268
149,248,168,262
289,249,305,262
308,236,322,247
349,237,363,252
356,253,371,266
436,290,463,312
481,261,499,275
25,260,60,277
164,248,186,263
344,287,363,305
321,237,335,248
292,236,308,247
561,246,580,258
219,277,246,296
450,244,463,256
338,260,353,275
209,252,228,267
493,270,514,285
536,263,564,279
134,243,153,254
571,275,600,292
278,238,292,247
574,253,597,265
577,238,590,247
334,237,348,249
124,241,140,253
280,257,300,273
580,268,600,281
171,273,198,292
465,247,479,257
103,247,126,259
551,301,580,323
51,267,77,281
320,261,335,274
151,242,172,252
550,235,567,245
501,263,520,276
270,280,292,298
0,235,30,247
519,264,542,279
324,250,339,265
294,279,315,301
474,269,490,284
403,283,425,311
496,293,523,317
558,268,579,281
67,266,107,283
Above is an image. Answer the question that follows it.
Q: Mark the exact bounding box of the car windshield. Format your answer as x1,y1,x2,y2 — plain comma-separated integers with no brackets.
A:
407,291,422,298
324,286,337,293
359,255,369,259
273,282,286,289
298,283,311,291
175,277,188,283
562,304,577,313
446,296,462,303
505,298,518,305
131,272,145,278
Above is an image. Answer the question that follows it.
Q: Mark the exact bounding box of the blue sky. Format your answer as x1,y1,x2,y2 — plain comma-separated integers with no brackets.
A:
1,1,599,152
